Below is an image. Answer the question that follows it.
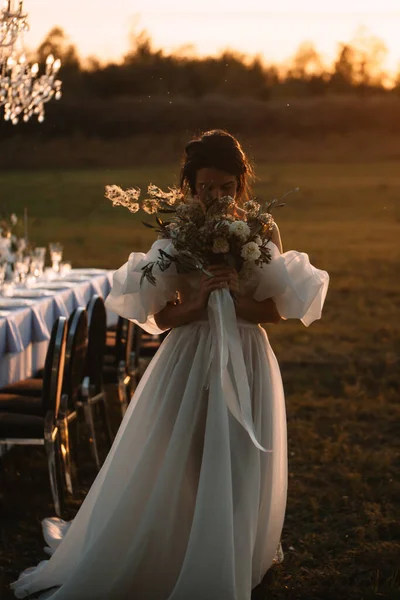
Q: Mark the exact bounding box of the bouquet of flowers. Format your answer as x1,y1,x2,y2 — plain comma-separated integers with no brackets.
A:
105,183,298,285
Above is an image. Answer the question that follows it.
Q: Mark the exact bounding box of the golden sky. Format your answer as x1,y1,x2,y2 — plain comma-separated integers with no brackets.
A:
24,0,400,75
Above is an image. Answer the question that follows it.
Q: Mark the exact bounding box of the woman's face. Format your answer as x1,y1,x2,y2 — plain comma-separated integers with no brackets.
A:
194,167,238,201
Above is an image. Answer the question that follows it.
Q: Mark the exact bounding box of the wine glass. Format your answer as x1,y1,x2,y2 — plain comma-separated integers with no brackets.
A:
30,247,46,278
0,262,6,292
49,243,63,274
14,256,30,284
60,262,72,277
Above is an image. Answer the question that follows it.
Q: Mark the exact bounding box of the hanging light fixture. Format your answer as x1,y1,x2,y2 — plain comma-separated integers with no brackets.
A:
0,1,28,48
0,0,62,124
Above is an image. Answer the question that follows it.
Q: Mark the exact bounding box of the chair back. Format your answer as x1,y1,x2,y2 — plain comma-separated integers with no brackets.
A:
115,317,134,366
131,324,142,372
63,307,88,409
86,295,106,393
42,317,68,418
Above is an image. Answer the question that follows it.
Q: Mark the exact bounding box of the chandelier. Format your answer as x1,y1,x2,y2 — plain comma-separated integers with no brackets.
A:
0,1,28,48
0,0,62,124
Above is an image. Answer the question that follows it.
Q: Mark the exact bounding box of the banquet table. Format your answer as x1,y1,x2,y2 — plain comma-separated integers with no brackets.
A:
0,269,117,389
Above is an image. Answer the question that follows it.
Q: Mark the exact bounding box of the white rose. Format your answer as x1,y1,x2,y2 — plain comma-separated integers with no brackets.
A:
241,241,261,262
229,220,250,240
212,237,229,254
254,235,263,246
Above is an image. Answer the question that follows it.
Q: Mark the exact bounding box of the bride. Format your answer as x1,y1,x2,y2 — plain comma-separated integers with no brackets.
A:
11,130,329,600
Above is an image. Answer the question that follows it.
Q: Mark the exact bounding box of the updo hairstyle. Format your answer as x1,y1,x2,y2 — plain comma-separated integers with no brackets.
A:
180,130,254,201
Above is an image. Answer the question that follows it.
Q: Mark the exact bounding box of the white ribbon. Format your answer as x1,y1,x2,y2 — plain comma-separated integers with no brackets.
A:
207,289,271,453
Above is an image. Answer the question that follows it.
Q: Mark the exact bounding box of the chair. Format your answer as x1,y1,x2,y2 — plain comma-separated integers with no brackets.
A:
0,317,68,516
134,329,167,362
77,295,113,470
103,316,137,416
0,308,89,494
104,320,166,393
58,307,88,491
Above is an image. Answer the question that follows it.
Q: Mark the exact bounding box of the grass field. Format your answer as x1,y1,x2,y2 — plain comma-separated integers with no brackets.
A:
0,162,399,599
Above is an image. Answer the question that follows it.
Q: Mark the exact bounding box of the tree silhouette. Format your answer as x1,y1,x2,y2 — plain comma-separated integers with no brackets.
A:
291,42,324,79
30,24,393,102
330,44,356,91
36,27,80,70
329,29,388,94
0,22,396,142
35,27,81,94
351,27,388,88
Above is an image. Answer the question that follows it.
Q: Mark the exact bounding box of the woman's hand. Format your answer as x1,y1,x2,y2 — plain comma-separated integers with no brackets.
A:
195,271,229,310
208,264,240,296
201,265,240,301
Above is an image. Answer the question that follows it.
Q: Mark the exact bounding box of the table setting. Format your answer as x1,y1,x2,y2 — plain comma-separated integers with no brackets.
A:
0,214,117,388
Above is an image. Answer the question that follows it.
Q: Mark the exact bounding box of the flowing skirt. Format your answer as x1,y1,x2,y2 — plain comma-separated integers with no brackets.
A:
11,320,287,600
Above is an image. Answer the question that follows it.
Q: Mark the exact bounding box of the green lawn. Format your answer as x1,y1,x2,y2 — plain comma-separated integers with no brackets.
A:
1,163,399,598
3,162,399,363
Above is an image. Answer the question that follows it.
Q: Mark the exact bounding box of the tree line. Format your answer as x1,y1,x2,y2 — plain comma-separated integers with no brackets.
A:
1,26,399,142
34,27,398,100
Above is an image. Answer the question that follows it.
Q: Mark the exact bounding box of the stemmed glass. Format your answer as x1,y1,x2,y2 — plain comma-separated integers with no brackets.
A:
30,247,46,278
49,243,63,274
14,255,30,284
0,262,6,293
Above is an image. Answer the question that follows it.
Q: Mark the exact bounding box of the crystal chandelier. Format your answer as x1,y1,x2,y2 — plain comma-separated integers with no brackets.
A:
0,1,62,124
0,1,28,48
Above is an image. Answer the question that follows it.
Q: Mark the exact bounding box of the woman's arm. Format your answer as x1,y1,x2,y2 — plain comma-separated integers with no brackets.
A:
235,296,281,324
154,272,230,330
234,222,283,324
154,299,205,331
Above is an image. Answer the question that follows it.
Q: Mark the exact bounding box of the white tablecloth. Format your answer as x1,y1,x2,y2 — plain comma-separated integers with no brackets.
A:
0,270,117,388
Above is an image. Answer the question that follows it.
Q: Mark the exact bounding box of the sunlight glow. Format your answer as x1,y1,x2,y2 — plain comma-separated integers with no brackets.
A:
24,1,400,76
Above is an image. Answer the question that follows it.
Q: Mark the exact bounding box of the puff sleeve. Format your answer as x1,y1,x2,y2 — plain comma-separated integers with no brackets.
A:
253,242,329,326
105,239,179,334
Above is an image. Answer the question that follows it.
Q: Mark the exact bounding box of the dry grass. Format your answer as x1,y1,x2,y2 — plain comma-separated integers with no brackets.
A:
0,161,399,599
2,130,400,170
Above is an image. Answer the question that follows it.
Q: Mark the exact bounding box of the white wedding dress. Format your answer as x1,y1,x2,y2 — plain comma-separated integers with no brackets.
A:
11,239,329,600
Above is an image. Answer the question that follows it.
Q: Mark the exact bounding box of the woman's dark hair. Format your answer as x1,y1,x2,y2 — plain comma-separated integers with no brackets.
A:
180,130,254,201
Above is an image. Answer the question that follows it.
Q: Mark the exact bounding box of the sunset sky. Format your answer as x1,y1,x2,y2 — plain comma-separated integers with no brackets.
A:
24,0,400,75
